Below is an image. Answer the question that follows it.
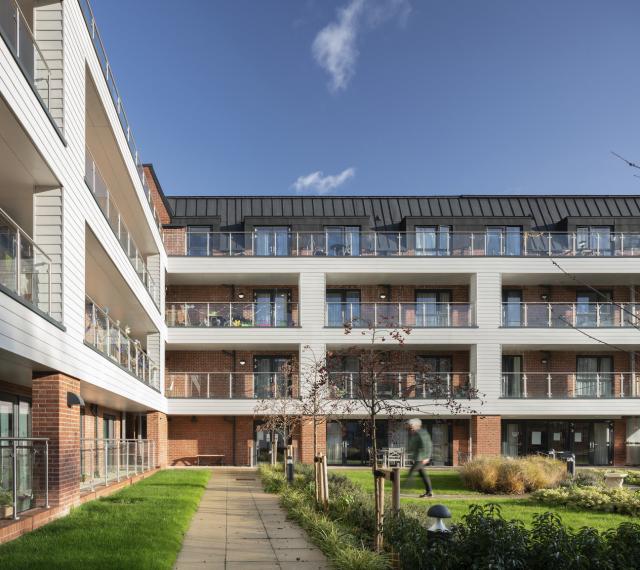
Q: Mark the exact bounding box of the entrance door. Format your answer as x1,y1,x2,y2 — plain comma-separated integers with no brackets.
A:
255,227,290,256
254,421,286,464
254,356,290,398
572,422,591,465
502,290,523,327
254,290,290,327
429,423,450,466
502,422,521,457
593,422,612,465
326,422,343,465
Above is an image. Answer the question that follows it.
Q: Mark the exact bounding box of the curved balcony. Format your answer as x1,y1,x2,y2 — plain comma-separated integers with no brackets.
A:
501,302,639,328
325,302,474,328
168,230,640,257
501,372,640,399
166,302,299,328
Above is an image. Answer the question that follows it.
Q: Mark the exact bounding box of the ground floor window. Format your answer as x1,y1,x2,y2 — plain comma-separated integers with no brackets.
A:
501,419,613,465
254,420,288,464
326,419,452,466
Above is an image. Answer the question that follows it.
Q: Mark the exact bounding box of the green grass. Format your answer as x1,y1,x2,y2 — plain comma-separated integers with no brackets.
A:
0,469,210,570
338,468,635,533
336,467,479,496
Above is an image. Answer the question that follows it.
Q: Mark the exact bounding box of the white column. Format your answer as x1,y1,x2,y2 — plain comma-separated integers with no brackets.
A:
470,272,502,329
298,272,327,398
472,343,502,402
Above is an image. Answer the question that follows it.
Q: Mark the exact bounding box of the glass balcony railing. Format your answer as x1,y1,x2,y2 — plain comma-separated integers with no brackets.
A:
78,0,161,232
0,437,49,519
328,371,474,399
0,207,54,318
85,147,159,307
325,302,474,328
84,296,160,391
170,230,640,257
501,302,639,328
0,0,55,127
80,438,156,491
166,302,299,328
501,372,640,399
165,372,299,399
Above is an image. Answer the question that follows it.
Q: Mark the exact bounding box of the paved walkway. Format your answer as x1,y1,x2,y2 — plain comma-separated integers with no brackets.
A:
174,469,329,569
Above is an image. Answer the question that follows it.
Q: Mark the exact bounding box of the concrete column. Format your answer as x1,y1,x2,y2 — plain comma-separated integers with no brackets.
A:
32,373,81,509
147,411,168,468
470,415,502,458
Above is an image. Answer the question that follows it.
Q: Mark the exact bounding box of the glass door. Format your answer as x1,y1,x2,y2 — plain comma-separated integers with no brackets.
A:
502,355,523,397
593,422,612,465
254,290,290,327
486,226,521,255
415,226,450,256
576,291,612,327
576,356,613,397
429,423,450,466
416,290,451,327
502,422,522,457
253,356,290,398
254,421,286,463
325,226,360,256
572,422,591,465
326,422,343,465
502,290,523,327
417,356,452,398
326,290,360,327
255,227,290,256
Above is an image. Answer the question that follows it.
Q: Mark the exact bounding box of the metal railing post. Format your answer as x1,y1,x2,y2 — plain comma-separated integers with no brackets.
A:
44,440,49,508
104,441,109,486
126,440,130,476
12,439,18,520
523,374,528,398
620,373,625,398
229,372,233,399
116,440,121,482
596,373,601,398
547,374,552,398
547,303,552,327
572,373,576,397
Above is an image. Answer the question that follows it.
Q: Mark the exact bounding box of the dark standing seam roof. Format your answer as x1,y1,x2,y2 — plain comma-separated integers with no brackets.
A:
165,196,640,230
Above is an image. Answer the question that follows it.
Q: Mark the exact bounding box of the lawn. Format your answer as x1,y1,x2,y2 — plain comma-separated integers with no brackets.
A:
0,469,210,570
337,468,636,533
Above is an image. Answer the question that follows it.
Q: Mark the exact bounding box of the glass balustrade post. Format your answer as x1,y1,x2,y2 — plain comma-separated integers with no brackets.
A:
620,374,625,398
470,232,475,256
572,374,576,398
596,304,601,327
116,440,121,482
523,374,528,398
126,440,129,476
620,233,625,256
547,233,552,256
547,303,552,327
12,439,18,520
229,373,233,399
547,374,552,398
572,303,576,327
596,373,601,398
596,233,601,256
15,227,21,296
134,440,139,474
104,441,109,486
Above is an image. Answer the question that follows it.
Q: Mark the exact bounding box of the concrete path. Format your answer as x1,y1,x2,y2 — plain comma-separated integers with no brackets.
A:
174,468,329,569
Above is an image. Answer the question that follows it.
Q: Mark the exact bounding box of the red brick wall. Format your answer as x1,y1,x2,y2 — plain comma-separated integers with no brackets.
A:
148,412,168,468
614,419,626,466
471,415,501,457
143,165,171,225
32,373,81,508
452,419,470,465
163,227,186,255
517,285,638,304
299,417,327,463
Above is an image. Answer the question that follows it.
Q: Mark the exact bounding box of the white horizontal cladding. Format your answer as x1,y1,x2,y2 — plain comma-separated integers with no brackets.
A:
318,328,480,345
496,328,640,346
166,327,303,346
167,255,640,276
85,212,162,327
487,398,640,417
0,293,166,411
77,9,163,249
167,399,260,416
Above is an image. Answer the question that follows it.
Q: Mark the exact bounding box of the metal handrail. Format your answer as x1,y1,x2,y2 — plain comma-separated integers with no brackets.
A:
0,207,51,263
84,147,159,305
165,301,299,327
78,0,161,232
501,301,639,327
0,437,49,521
6,0,51,74
165,371,299,399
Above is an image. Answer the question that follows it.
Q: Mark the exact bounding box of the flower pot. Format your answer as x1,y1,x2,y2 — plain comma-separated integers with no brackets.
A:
604,472,627,489
0,505,14,519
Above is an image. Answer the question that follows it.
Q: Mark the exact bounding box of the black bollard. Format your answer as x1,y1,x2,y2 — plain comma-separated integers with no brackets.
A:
286,445,294,483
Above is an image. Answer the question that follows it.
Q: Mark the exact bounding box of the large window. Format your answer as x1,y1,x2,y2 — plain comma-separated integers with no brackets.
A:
576,226,612,256
502,355,523,397
486,226,522,256
253,356,291,398
326,289,361,327
254,226,290,256
254,289,291,327
416,355,452,398
325,226,360,256
415,290,451,327
502,290,523,327
576,356,613,398
576,290,613,327
186,226,210,256
415,226,450,256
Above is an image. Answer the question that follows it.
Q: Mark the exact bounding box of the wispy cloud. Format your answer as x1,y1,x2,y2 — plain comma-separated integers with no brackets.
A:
292,167,356,195
312,0,411,92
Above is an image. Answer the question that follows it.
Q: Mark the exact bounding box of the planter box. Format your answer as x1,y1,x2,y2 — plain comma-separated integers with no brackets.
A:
0,505,14,519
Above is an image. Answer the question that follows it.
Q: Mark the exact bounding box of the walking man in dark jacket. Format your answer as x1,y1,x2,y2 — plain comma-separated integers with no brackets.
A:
406,419,433,497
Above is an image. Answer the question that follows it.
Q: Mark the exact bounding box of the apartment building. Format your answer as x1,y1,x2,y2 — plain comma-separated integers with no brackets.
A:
0,0,639,540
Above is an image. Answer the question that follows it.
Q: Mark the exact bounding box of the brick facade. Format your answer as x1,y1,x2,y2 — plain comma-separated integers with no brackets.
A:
143,164,172,225
614,419,627,466
471,415,501,457
147,412,168,468
452,419,470,465
31,373,81,509
298,416,327,463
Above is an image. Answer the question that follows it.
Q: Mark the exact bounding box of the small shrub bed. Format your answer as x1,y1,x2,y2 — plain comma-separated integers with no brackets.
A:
261,464,640,569
533,485,640,516
459,456,567,494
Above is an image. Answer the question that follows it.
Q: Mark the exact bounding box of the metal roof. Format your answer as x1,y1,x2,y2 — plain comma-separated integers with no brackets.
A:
165,195,640,230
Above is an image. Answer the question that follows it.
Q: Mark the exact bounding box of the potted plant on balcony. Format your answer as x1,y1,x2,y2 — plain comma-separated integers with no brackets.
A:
0,490,13,519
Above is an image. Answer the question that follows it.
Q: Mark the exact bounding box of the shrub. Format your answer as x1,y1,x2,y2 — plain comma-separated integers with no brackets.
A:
533,485,640,516
572,468,604,487
459,456,566,494
624,471,640,486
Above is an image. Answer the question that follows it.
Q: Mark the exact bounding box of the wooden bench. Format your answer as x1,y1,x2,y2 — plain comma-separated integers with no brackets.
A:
196,454,225,466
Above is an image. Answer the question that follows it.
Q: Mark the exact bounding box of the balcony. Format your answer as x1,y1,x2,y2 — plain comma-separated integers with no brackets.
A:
0,0,58,131
0,207,54,320
501,372,640,399
165,372,299,399
0,437,49,519
85,148,159,307
325,302,474,328
328,371,474,399
78,0,161,231
84,297,160,391
166,301,299,328
169,230,640,257
80,438,156,491
501,302,639,328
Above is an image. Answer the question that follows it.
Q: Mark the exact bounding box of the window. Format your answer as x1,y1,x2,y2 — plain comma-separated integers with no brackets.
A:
254,227,290,256
186,226,210,256
416,356,452,398
576,356,613,397
576,291,613,327
502,290,523,327
415,226,450,256
415,290,451,327
486,226,521,256
254,289,291,327
576,226,612,256
325,226,360,256
326,290,361,327
502,355,523,397
103,413,117,439
254,356,291,398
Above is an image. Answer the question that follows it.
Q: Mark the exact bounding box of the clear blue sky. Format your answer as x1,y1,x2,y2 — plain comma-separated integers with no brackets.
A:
91,0,640,197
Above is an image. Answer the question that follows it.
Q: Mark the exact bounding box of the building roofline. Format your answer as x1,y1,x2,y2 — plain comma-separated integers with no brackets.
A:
143,163,175,215
166,194,640,199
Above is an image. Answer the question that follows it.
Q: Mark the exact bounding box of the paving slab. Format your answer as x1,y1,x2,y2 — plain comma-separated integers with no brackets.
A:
174,468,329,569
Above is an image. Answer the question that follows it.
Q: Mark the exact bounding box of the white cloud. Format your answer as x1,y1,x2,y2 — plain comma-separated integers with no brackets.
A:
292,167,356,195
312,0,411,92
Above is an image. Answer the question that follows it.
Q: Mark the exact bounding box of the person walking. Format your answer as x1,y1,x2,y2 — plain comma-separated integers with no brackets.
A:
406,418,433,498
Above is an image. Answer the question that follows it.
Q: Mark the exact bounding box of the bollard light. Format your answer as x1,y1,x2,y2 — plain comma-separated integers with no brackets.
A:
427,504,452,533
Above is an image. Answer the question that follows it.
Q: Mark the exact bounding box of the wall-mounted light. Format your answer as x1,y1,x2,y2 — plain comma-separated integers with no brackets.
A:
67,392,85,408
540,293,549,301
239,359,246,366
541,351,551,367
237,292,245,300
